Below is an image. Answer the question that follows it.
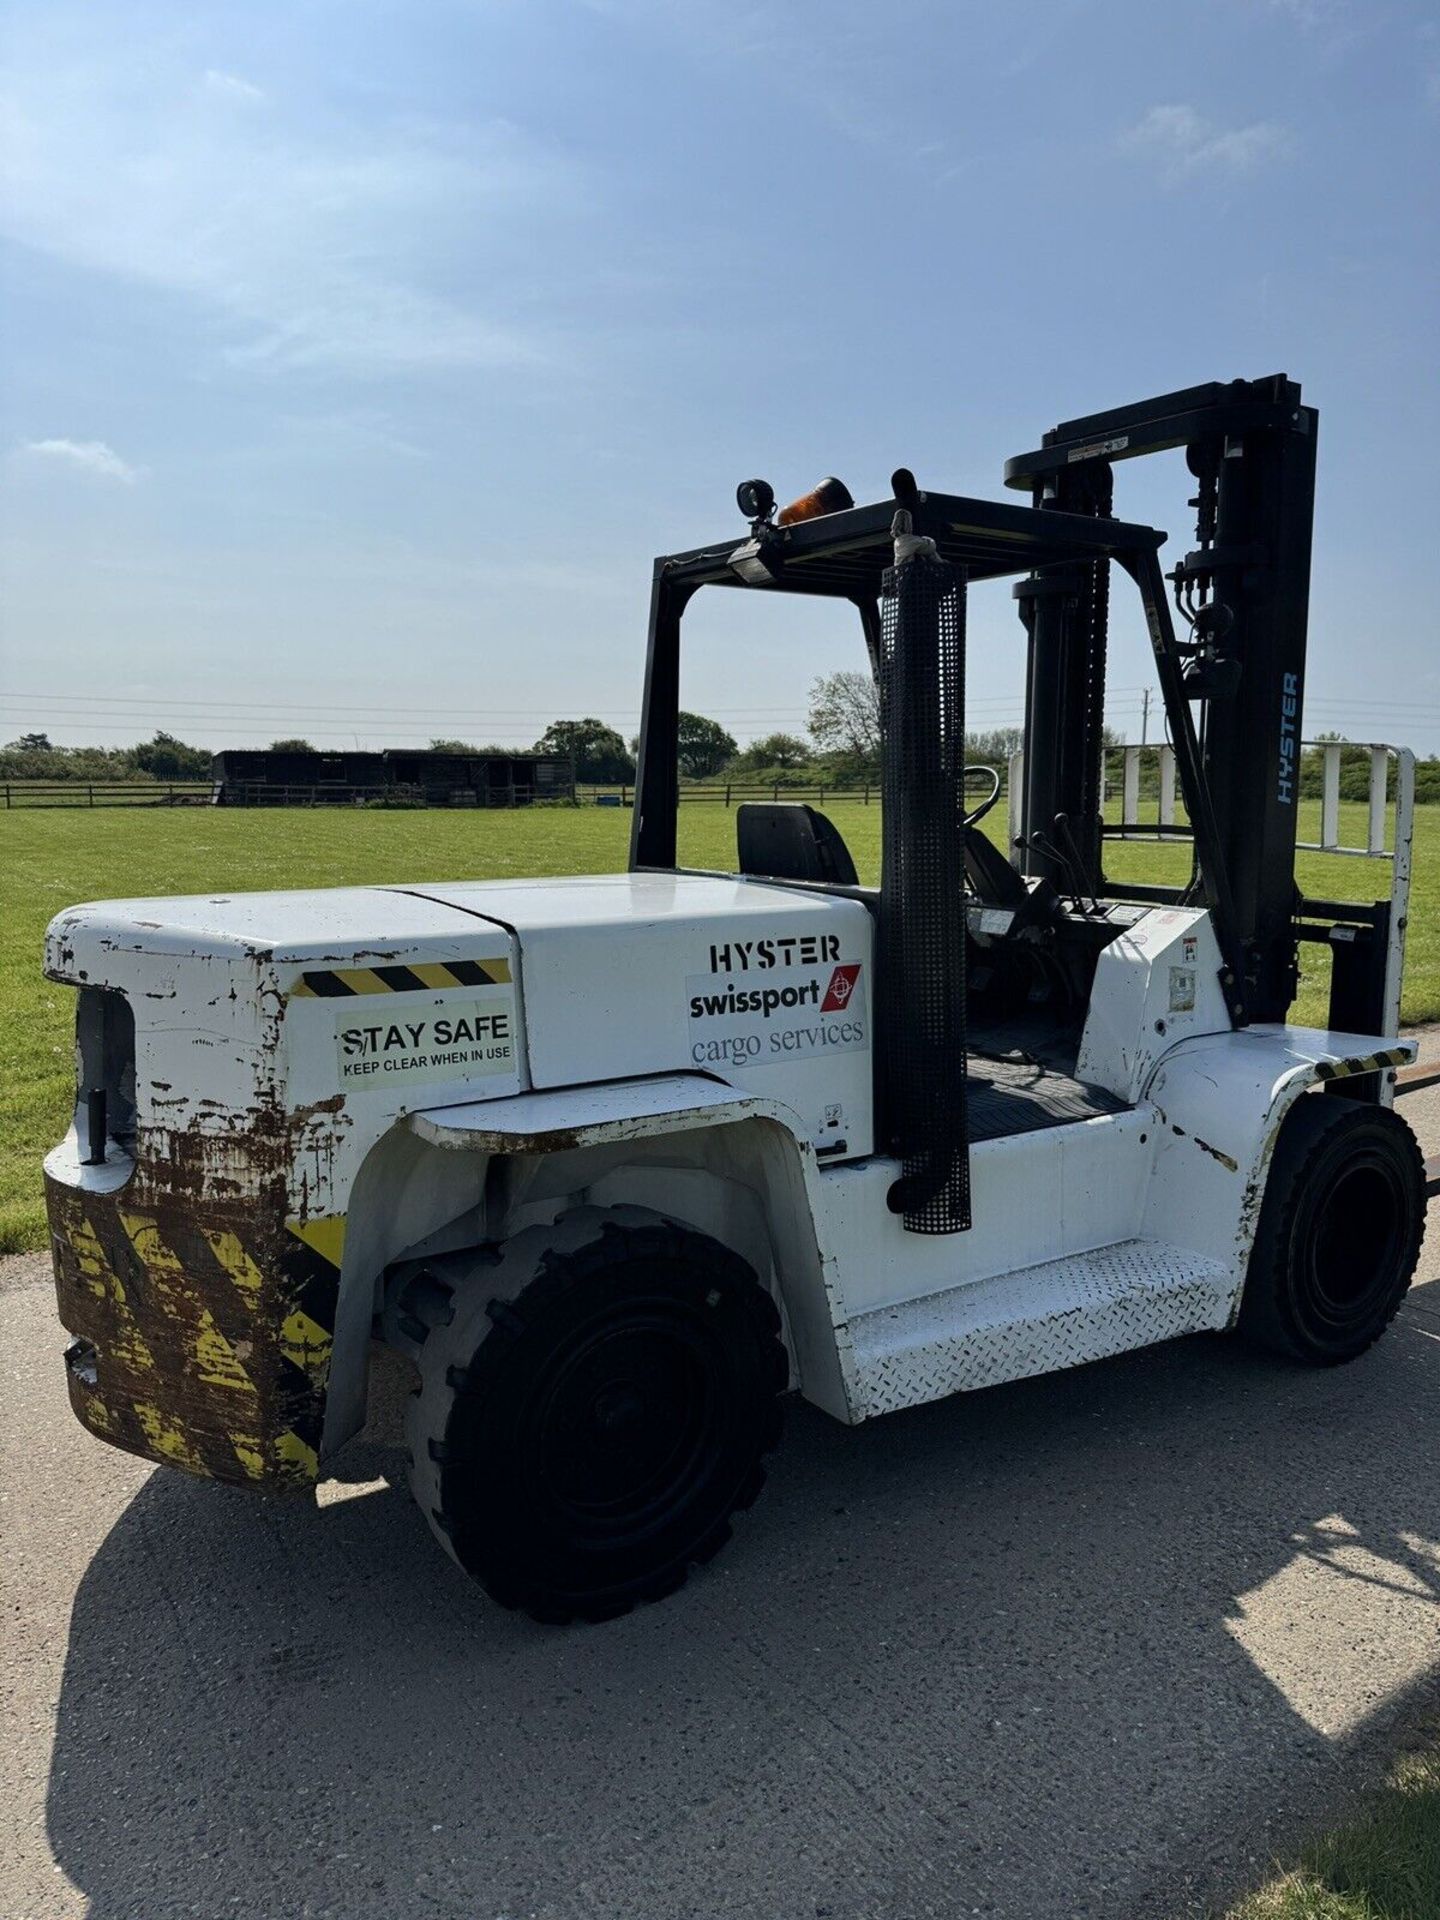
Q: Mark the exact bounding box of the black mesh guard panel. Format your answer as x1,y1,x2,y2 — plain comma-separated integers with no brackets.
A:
880,550,971,1234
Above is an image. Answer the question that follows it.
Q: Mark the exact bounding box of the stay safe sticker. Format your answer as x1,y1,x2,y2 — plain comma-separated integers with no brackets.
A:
332,988,516,1090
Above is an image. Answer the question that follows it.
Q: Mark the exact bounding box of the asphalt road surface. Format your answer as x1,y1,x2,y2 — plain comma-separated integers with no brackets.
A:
4,1067,1439,1920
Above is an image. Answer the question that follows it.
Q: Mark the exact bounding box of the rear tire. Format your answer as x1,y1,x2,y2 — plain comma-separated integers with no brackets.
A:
404,1207,787,1623
1238,1094,1425,1365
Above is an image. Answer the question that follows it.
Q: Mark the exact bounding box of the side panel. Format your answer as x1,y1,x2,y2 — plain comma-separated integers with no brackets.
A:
1078,907,1230,1101
282,944,525,1126
815,1111,1151,1320
515,891,875,1157
825,1025,1417,1422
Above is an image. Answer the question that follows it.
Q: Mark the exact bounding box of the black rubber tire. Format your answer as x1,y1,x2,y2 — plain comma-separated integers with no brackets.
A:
1237,1094,1426,1365
405,1207,787,1623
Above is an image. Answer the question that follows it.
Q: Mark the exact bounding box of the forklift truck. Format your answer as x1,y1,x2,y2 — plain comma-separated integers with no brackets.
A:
44,376,1425,1621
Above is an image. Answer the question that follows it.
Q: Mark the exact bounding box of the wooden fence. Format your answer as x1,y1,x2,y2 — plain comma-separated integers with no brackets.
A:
2,782,214,809
2,780,560,810
581,782,879,808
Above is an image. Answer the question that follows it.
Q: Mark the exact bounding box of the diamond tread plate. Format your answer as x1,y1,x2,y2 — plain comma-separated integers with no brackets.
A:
848,1238,1234,1417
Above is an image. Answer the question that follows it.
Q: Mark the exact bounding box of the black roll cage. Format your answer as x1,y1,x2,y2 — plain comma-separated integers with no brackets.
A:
628,483,1249,1018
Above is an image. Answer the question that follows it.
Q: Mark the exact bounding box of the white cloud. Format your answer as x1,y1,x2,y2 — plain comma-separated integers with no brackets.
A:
1119,104,1293,182
1260,0,1339,24
23,438,143,483
202,68,265,104
0,14,587,376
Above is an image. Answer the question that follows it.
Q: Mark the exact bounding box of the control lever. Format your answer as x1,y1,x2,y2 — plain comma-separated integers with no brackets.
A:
1053,813,1103,917
1020,829,1090,914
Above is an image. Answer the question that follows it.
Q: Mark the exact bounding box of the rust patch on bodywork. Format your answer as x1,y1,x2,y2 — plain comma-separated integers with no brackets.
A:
46,1099,347,1491
1166,1121,1239,1173
1190,1134,1239,1173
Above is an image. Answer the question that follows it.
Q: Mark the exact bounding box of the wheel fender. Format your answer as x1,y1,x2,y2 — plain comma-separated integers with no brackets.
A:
328,1075,850,1452
405,1072,812,1157
1140,1027,1418,1319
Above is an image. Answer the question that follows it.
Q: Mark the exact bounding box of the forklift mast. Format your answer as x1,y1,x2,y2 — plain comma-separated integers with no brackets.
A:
1006,376,1318,1025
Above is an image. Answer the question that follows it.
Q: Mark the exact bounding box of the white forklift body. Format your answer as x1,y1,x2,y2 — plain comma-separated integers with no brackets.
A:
44,874,1413,1453
42,375,1428,1622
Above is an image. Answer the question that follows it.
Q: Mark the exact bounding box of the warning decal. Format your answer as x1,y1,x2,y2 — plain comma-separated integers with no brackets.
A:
291,956,509,999
1168,967,1197,1014
332,987,515,1090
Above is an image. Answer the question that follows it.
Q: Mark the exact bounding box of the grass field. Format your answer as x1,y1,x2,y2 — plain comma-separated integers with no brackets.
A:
1223,1735,1440,1919
2,798,1435,1254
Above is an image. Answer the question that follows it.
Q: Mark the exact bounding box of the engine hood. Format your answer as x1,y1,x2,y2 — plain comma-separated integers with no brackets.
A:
393,869,839,936
401,871,876,1153
45,884,509,981
47,869,876,1157
47,871,832,972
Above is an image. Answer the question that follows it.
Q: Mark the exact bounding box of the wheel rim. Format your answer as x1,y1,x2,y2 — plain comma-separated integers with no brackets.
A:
1305,1155,1407,1334
527,1300,723,1546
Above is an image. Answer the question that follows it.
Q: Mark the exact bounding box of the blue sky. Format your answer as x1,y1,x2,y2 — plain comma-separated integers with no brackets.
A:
2,0,1437,753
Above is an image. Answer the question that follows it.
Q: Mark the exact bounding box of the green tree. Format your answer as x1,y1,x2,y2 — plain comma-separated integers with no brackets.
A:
733,731,812,771
534,718,635,783
677,711,738,779
269,738,317,752
129,731,211,780
429,738,477,752
6,732,53,751
808,670,880,761
964,727,1024,763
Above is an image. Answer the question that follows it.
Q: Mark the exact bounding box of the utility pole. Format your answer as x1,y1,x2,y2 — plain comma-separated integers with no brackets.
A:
1140,687,1151,746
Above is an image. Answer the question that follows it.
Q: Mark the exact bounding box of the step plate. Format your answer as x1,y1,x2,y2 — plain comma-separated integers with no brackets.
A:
848,1239,1234,1417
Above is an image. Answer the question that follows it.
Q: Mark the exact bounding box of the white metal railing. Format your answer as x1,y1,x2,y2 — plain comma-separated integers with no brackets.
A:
1298,744,1415,1048
1006,748,1025,858
1011,741,1412,852
1005,745,1181,851
1007,744,1180,850
1005,740,1416,1043
1303,741,1397,859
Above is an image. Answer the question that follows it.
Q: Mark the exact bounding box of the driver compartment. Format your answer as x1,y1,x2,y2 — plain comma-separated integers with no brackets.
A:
732,800,1133,1146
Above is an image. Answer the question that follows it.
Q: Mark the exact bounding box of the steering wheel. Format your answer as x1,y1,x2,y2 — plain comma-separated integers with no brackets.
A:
963,764,1002,830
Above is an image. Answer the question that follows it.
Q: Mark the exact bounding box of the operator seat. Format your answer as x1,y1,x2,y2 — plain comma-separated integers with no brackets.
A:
962,825,1029,910
963,824,1063,935
736,803,859,888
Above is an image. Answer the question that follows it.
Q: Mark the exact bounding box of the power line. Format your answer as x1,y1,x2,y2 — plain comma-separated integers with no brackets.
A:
1,682,1154,715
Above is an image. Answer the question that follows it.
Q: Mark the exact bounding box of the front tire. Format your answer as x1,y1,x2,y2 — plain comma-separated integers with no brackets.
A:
1238,1094,1425,1365
404,1207,787,1623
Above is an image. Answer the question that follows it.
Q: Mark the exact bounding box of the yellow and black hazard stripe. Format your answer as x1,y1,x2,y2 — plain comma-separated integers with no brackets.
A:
289,956,510,999
46,1176,345,1491
1312,1045,1411,1082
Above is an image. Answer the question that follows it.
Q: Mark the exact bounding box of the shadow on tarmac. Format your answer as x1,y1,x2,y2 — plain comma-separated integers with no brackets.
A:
47,1313,1440,1920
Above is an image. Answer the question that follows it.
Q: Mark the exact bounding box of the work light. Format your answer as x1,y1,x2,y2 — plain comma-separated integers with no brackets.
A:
736,478,775,524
